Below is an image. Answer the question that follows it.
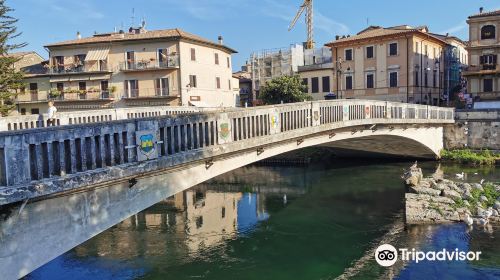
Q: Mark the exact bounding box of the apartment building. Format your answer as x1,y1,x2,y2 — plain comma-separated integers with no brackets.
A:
16,26,238,114
326,25,456,105
464,8,500,101
298,47,335,100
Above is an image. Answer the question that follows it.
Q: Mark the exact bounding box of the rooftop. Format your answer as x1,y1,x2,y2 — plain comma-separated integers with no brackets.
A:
45,28,237,53
326,25,448,46
468,9,500,19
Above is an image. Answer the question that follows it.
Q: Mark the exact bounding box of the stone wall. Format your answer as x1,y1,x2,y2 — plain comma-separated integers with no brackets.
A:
444,109,500,150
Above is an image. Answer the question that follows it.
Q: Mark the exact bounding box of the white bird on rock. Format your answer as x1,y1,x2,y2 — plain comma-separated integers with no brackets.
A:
283,194,287,205
464,213,474,227
480,179,485,185
483,207,493,219
477,217,489,226
455,172,465,180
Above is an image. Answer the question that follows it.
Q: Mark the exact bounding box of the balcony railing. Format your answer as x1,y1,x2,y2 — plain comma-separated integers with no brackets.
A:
464,64,499,73
49,90,113,101
30,90,39,101
122,88,171,98
119,55,179,71
48,62,110,74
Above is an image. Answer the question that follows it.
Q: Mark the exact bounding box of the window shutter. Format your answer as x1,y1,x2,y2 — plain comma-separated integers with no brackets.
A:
493,55,497,64
480,55,484,64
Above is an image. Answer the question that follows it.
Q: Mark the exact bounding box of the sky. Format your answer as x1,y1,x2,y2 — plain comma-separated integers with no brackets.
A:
8,0,500,71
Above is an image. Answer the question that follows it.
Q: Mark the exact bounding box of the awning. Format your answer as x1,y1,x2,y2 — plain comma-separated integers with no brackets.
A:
85,47,109,61
189,100,210,107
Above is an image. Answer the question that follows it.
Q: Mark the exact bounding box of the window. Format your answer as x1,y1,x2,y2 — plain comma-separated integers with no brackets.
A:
20,108,26,115
31,108,39,115
195,216,203,229
322,76,330,92
158,49,168,66
480,54,498,70
214,53,219,65
29,83,38,94
366,73,374,88
53,56,64,71
481,25,496,40
366,46,374,59
227,57,230,68
74,54,86,67
345,49,353,61
415,72,419,87
190,48,196,61
221,207,226,218
424,71,428,87
79,82,86,99
126,51,135,69
389,43,398,56
415,42,419,52
155,78,169,96
56,82,64,92
311,77,319,93
302,78,309,92
424,45,428,56
216,77,221,89
101,81,109,98
189,75,197,88
228,79,231,90
389,72,398,87
345,75,353,90
484,79,493,92
124,80,139,97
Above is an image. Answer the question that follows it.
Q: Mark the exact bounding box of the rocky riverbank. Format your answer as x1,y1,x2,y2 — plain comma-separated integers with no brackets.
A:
403,163,500,225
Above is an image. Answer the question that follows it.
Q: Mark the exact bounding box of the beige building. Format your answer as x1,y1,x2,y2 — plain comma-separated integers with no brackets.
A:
326,25,452,105
16,26,238,114
464,8,500,101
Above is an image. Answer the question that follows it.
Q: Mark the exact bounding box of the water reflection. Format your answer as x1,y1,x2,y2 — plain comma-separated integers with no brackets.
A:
26,161,499,280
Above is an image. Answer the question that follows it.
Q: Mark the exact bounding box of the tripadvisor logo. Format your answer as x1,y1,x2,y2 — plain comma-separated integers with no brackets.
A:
375,244,398,267
374,244,482,267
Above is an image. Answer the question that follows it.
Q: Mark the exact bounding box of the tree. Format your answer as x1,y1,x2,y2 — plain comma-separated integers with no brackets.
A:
0,0,26,116
259,75,312,105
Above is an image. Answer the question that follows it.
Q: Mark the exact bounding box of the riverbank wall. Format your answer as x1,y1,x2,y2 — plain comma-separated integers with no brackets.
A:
444,109,499,151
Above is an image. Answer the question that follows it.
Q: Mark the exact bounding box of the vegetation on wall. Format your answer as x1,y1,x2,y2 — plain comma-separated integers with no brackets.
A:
440,149,500,166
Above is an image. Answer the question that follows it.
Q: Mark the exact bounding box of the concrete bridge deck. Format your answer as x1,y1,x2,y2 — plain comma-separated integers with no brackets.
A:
0,100,454,279
0,100,453,207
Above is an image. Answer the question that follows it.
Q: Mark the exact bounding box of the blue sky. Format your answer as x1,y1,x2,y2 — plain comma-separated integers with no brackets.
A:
9,0,500,71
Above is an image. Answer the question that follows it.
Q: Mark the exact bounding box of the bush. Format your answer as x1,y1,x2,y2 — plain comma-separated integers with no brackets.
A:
440,149,499,166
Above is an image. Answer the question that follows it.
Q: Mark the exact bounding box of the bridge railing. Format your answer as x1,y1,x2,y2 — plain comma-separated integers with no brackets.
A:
0,100,454,203
0,106,221,131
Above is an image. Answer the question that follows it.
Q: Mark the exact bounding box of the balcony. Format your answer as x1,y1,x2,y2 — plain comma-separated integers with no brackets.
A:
122,88,173,99
49,90,113,101
119,55,179,72
463,64,500,75
48,62,111,75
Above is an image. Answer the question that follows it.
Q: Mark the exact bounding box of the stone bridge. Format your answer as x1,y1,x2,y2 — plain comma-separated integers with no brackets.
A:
0,100,454,279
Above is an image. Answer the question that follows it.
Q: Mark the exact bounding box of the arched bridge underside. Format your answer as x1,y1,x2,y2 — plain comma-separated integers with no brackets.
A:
0,100,453,279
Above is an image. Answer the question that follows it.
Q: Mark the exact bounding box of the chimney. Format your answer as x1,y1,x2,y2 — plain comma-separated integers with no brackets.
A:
218,35,223,45
335,35,340,40
446,33,449,37
480,7,484,13
77,31,81,39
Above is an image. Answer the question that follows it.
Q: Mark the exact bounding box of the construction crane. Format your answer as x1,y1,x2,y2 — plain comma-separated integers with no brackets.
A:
288,0,314,49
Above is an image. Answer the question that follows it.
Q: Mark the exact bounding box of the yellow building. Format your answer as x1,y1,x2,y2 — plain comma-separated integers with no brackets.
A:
464,8,500,101
16,26,238,114
326,25,450,105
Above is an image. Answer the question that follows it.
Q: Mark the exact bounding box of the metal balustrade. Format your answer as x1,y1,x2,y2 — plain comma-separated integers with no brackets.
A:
0,100,454,201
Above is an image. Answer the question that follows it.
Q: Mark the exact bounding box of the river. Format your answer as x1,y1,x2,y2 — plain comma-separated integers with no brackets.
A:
25,160,500,279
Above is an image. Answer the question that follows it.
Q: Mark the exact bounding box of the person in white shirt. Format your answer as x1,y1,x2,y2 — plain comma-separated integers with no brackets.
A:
47,101,57,126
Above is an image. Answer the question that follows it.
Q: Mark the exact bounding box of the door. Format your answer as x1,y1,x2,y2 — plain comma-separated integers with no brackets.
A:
156,78,169,96
126,51,135,70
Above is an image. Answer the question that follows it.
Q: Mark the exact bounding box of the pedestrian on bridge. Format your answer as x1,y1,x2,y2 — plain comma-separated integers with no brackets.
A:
47,101,57,126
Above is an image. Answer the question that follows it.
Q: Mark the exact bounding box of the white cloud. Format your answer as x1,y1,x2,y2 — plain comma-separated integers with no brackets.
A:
439,22,467,35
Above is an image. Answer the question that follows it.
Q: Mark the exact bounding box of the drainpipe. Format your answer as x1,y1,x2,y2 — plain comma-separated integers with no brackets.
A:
406,35,409,103
335,46,339,98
